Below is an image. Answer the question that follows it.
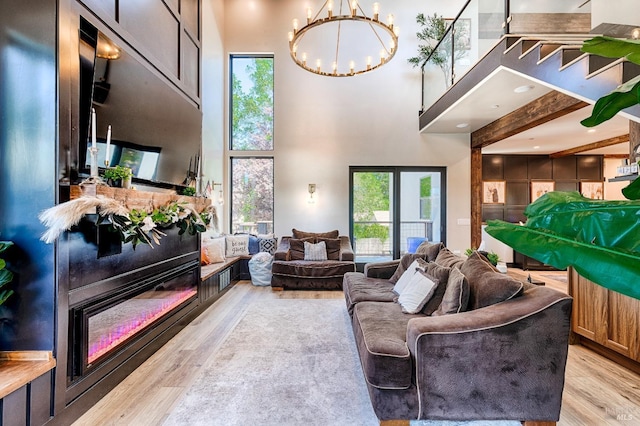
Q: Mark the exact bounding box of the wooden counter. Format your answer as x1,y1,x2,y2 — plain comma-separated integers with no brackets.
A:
0,352,56,399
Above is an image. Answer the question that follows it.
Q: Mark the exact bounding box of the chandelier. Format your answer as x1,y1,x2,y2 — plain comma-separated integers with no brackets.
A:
288,1,399,77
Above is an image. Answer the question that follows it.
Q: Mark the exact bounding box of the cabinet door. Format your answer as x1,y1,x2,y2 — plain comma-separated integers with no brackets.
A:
569,268,607,344
605,289,640,361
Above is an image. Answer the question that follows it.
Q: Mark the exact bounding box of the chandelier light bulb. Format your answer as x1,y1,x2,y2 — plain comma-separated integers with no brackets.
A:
288,0,398,77
394,26,399,37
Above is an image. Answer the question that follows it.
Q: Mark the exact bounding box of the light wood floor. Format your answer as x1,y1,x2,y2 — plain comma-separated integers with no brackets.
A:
73,270,640,426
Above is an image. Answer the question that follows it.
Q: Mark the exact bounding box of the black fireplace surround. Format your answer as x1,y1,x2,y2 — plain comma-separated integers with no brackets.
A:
63,216,200,404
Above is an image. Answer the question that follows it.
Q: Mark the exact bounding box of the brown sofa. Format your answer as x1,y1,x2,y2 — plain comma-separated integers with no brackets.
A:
271,230,355,290
343,243,573,423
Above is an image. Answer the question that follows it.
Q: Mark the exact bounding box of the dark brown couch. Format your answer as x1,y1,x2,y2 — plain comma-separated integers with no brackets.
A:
343,244,573,423
271,231,355,290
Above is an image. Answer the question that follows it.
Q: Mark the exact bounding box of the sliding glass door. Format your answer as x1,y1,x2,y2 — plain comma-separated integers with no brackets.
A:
350,167,446,264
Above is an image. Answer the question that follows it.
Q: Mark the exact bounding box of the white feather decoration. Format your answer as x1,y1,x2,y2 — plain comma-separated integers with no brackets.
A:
39,196,129,243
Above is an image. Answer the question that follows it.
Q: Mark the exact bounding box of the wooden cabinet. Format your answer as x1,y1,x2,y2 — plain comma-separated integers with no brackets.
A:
569,268,640,366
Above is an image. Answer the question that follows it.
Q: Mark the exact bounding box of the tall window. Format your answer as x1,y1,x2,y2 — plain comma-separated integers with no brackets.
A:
229,55,274,234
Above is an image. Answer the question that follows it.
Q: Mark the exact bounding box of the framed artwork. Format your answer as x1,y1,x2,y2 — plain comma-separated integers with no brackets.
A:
445,18,471,50
483,181,505,204
531,181,555,202
581,181,604,199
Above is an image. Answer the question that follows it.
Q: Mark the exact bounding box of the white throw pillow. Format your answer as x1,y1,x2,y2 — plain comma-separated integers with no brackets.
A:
226,234,250,257
304,241,328,261
203,237,226,263
398,271,439,314
393,259,424,295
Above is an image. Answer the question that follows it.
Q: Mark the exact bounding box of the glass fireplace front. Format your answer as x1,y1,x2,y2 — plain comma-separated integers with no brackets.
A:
69,263,198,378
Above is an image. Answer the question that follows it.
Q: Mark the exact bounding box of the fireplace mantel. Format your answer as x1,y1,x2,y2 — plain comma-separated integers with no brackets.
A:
70,184,212,212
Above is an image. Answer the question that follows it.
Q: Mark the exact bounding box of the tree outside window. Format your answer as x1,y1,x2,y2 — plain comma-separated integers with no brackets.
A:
230,55,274,234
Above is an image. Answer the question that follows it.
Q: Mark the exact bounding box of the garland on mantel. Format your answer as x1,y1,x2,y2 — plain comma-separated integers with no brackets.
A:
39,195,217,248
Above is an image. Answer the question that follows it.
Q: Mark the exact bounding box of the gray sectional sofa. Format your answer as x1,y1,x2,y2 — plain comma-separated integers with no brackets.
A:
343,242,573,423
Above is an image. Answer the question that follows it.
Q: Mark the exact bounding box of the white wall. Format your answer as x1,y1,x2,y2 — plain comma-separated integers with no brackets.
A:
202,0,226,230
211,0,471,252
592,0,640,28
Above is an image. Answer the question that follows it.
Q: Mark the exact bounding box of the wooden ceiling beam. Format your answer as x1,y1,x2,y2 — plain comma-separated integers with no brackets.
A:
549,134,630,158
471,91,588,149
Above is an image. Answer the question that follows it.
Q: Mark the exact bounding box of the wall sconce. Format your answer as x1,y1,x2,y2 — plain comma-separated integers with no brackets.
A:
308,183,316,204
212,181,224,205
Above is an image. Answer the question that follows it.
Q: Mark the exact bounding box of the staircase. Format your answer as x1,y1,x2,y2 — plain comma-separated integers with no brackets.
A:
419,33,640,131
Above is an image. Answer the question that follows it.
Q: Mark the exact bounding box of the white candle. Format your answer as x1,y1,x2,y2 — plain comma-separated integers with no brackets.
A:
105,125,111,162
91,108,97,150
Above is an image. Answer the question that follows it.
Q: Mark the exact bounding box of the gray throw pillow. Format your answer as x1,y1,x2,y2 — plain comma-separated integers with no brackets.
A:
415,259,452,315
460,251,523,310
434,247,465,269
432,268,469,316
288,237,315,260
389,253,428,284
415,241,445,262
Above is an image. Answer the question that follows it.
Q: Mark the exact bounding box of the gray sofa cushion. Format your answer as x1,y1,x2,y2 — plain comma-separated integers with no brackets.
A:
389,253,428,284
460,252,523,310
415,260,452,315
434,247,465,269
352,301,421,389
343,272,396,316
415,241,445,261
292,228,339,240
432,268,470,315
272,260,355,278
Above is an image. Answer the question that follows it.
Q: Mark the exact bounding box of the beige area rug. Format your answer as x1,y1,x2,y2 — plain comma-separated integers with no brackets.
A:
164,299,521,426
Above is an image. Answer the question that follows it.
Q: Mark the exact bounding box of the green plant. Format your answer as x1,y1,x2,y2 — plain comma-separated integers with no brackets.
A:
103,165,132,182
182,187,196,196
465,248,499,266
353,223,389,243
408,13,470,87
0,241,15,306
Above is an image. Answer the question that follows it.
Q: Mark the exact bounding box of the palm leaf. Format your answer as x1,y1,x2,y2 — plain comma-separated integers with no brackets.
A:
0,241,13,254
485,191,640,300
0,289,14,306
621,176,640,200
0,269,13,287
485,220,640,300
580,75,640,127
581,36,640,65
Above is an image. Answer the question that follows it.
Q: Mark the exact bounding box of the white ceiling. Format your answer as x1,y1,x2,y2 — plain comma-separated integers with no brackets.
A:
421,67,631,156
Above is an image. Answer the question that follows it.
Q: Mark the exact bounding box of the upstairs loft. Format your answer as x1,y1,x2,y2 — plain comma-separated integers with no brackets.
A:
417,0,640,158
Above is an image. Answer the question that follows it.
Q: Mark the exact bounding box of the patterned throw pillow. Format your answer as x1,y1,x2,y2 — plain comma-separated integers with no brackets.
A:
259,237,277,254
304,241,328,261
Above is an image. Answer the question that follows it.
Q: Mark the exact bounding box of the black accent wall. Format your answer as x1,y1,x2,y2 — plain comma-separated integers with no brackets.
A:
0,0,57,351
482,155,604,223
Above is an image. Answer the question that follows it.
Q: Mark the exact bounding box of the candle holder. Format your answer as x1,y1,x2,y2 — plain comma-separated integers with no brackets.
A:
80,147,106,186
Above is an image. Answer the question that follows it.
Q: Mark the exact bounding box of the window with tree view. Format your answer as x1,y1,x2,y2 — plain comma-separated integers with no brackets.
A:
230,55,274,234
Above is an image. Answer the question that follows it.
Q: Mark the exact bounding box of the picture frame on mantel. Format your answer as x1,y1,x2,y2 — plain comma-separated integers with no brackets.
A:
531,181,555,202
581,181,604,199
483,181,505,204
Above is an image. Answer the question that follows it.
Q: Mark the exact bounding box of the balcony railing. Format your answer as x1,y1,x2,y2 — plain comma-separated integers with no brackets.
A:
420,0,592,114
353,220,433,260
